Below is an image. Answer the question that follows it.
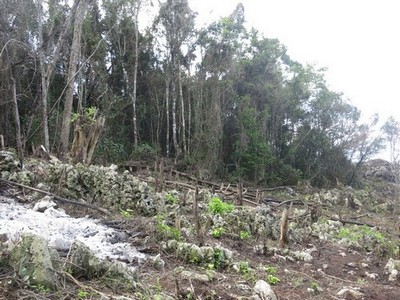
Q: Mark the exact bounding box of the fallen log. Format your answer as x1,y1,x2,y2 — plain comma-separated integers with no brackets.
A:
0,178,110,215
329,216,376,227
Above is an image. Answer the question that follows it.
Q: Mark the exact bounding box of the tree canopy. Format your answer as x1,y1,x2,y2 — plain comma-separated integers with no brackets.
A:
0,0,392,187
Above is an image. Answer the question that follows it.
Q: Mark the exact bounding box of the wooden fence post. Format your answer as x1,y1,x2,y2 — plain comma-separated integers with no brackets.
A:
194,184,200,236
237,181,243,206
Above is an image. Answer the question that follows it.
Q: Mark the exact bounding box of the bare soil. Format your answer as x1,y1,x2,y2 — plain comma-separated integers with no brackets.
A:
1,177,400,300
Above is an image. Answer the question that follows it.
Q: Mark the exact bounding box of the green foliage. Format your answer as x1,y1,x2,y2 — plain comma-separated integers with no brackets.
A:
309,282,321,294
238,261,250,275
337,225,383,242
165,193,179,204
211,227,225,238
236,260,256,283
2,0,384,189
208,197,234,215
31,284,50,294
336,225,398,256
155,215,181,240
234,96,272,181
120,208,134,218
266,274,280,285
77,289,90,299
265,265,280,285
95,138,129,163
239,230,251,240
71,107,97,123
264,266,278,275
131,143,158,162
213,249,223,270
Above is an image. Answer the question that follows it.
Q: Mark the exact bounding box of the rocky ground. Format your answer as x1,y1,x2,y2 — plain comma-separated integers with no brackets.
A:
1,150,400,300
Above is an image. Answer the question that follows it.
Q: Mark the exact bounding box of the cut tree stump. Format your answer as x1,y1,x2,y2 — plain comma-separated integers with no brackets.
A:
70,115,105,165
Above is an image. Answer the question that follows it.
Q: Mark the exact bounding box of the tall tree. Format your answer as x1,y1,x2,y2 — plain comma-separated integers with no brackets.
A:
382,116,400,163
59,0,90,155
35,0,80,151
155,0,196,159
0,0,37,160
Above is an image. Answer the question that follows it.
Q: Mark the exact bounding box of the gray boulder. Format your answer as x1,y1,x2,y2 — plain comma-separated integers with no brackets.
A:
10,233,59,290
251,280,277,300
68,241,137,286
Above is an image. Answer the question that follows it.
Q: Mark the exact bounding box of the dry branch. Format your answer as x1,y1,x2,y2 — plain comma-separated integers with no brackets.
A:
329,216,376,227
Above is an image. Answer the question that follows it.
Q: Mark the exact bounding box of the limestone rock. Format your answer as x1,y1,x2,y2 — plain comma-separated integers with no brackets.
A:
0,151,20,173
68,240,137,285
251,280,277,300
162,240,233,267
32,196,57,212
10,233,59,290
180,270,210,282
336,287,364,299
384,258,400,281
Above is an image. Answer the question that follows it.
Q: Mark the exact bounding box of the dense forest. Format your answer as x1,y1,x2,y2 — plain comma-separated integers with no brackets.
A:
1,0,399,187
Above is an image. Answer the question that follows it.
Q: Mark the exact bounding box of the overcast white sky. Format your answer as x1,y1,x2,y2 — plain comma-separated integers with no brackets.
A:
189,0,400,126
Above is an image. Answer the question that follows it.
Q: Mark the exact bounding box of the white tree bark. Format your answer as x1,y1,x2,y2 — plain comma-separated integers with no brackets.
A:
60,0,89,155
11,76,24,165
35,0,80,152
165,78,170,157
131,0,141,147
178,65,187,154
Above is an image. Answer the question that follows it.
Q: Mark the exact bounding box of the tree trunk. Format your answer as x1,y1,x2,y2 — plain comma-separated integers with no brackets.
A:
165,78,170,157
171,60,180,160
187,80,191,156
59,0,88,156
70,114,105,165
35,0,80,152
11,76,24,165
131,0,141,147
36,0,50,151
178,65,187,154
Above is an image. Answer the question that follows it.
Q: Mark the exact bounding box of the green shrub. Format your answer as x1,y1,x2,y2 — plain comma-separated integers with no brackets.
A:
211,227,225,238
165,193,179,204
131,143,158,162
155,215,181,240
239,230,251,240
336,225,398,257
208,197,234,215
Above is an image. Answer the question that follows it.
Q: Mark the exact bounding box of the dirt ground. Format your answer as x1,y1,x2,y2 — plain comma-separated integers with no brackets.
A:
1,178,400,300
139,236,400,300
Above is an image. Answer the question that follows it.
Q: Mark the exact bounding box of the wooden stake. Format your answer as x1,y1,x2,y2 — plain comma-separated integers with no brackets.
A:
237,181,243,206
0,134,4,150
278,207,289,248
194,184,200,236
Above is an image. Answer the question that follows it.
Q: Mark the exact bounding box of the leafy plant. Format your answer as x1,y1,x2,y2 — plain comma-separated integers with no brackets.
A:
336,225,398,256
208,197,234,215
155,215,181,240
32,284,50,293
77,289,90,299
131,143,158,162
239,230,251,240
265,266,278,275
211,227,225,238
71,107,97,123
236,260,256,283
120,208,134,218
266,274,280,285
309,282,320,294
165,193,179,204
265,266,280,285
199,263,216,282
213,249,223,269
238,261,250,275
